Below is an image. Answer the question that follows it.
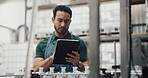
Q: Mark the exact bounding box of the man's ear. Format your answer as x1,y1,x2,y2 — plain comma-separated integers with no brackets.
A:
52,17,54,23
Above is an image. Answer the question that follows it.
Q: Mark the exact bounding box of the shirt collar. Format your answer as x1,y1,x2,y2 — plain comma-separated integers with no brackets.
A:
51,31,72,41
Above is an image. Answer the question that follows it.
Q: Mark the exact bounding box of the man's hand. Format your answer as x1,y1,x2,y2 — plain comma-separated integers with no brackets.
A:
33,55,54,72
66,51,88,72
66,51,80,66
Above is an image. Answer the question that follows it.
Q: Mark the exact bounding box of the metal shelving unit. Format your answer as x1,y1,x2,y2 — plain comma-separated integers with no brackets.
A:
24,0,148,78
100,33,148,42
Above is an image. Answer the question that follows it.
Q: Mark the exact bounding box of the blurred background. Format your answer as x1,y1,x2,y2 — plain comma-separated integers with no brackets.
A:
0,0,148,78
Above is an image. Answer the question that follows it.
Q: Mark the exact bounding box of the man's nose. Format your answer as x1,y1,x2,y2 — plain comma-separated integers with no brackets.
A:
61,21,66,26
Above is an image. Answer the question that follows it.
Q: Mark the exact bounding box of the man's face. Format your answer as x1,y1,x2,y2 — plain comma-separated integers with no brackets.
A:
52,11,71,35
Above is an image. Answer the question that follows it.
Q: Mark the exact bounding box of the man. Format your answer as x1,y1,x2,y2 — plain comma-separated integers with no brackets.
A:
33,5,88,72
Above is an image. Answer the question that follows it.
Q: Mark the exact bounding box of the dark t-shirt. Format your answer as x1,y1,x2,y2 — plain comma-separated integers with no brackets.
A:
35,32,88,62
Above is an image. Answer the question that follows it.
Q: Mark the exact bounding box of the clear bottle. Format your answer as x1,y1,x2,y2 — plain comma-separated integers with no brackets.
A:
39,67,44,74
49,67,55,78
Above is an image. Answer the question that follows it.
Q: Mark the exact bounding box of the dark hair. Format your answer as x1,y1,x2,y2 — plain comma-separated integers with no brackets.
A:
53,5,72,19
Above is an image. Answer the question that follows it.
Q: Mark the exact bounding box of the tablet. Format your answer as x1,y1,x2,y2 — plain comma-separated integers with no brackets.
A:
53,39,80,65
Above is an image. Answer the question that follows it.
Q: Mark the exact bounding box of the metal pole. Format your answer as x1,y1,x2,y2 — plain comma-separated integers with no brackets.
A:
25,0,28,41
24,0,38,78
120,0,131,78
128,0,132,78
88,0,100,78
114,41,117,78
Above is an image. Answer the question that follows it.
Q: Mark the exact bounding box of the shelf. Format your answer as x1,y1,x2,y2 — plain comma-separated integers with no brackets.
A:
131,0,145,5
27,0,88,10
80,33,148,42
101,33,148,42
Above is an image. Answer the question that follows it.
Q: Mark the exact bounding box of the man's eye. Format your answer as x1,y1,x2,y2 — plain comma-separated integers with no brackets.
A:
57,19,70,23
64,20,69,23
57,19,62,22
64,20,70,23
58,20,62,22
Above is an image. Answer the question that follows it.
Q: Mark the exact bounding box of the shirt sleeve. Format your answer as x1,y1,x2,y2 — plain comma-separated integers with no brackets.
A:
78,40,88,62
35,42,45,58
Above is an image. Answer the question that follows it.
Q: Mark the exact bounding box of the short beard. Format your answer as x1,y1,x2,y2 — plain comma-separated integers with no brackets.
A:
54,26,68,35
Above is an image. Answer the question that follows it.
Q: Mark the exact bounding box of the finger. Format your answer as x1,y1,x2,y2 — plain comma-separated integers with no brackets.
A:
65,57,75,62
67,53,80,61
66,59,74,63
72,51,80,57
67,53,78,59
66,59,77,66
66,58,75,64
66,57,78,65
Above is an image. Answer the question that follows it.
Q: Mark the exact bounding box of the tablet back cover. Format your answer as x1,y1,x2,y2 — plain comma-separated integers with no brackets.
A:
53,39,80,65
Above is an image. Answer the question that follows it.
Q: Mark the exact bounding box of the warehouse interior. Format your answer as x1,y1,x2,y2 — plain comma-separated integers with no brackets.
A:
0,0,148,78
